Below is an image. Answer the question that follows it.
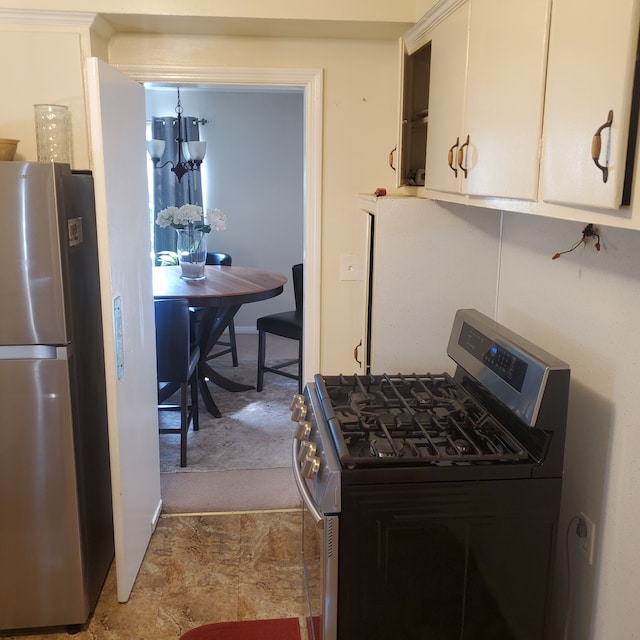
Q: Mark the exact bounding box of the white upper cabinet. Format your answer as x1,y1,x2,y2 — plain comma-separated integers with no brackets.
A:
540,0,640,210
399,0,640,228
426,0,551,200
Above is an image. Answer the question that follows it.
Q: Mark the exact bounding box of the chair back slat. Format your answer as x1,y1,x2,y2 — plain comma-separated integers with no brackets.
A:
206,252,232,266
155,298,191,382
292,263,303,312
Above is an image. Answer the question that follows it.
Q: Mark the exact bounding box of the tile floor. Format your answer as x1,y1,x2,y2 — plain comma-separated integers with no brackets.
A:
3,510,307,640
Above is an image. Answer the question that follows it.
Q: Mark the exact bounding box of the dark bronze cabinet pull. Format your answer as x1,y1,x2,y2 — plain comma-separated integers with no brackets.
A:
448,138,459,176
592,110,613,183
389,146,396,171
457,134,470,178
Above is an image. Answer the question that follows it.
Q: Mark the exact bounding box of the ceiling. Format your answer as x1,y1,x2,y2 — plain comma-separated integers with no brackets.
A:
101,14,412,40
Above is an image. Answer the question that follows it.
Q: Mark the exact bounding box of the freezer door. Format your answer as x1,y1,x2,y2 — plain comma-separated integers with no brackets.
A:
0,355,88,630
0,162,67,345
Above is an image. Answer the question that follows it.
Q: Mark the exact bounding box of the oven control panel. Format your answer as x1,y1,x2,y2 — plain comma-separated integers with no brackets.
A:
458,322,528,392
447,309,569,427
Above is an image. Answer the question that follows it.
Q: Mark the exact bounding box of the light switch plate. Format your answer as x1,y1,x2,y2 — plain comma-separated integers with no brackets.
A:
113,296,124,380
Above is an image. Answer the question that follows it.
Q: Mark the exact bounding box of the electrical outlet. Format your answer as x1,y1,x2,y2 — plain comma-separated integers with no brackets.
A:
578,512,596,565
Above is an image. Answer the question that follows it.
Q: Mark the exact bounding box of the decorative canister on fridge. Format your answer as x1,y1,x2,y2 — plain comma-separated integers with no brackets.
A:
34,104,73,164
0,139,19,161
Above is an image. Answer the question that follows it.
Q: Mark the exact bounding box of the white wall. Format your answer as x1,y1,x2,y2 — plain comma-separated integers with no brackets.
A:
110,32,400,372
145,87,304,330
0,26,91,169
497,212,640,639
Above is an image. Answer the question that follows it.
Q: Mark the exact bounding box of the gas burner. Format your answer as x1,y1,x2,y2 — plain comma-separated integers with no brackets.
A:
370,438,404,458
447,438,472,455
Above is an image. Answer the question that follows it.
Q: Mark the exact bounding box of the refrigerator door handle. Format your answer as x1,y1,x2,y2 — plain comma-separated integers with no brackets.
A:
0,345,70,360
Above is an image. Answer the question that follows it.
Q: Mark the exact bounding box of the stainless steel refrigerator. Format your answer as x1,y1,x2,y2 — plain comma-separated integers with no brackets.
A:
0,162,114,632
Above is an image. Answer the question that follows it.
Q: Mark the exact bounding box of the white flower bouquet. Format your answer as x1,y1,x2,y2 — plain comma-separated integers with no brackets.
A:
155,204,227,234
155,204,227,279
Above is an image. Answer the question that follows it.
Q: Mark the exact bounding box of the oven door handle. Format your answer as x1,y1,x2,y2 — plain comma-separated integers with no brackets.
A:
292,438,324,527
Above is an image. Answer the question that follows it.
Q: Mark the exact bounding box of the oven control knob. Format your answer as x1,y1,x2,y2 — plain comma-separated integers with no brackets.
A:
291,402,308,422
294,420,312,441
301,455,320,480
297,440,316,463
289,394,304,410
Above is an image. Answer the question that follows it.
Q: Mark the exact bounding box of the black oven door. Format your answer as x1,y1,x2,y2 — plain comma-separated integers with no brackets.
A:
293,439,339,640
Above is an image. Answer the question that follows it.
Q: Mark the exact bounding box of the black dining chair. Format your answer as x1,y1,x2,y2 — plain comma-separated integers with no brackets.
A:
155,298,200,468
256,263,303,393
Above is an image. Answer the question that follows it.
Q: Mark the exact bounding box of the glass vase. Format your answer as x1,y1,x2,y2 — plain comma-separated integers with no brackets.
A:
175,226,207,281
34,104,73,164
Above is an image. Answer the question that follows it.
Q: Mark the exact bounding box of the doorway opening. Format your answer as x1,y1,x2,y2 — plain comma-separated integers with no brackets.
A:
145,83,304,476
118,65,322,503
121,63,322,389
145,84,304,329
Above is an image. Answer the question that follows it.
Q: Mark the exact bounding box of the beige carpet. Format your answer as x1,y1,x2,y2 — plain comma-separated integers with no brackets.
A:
160,467,301,513
159,348,301,513
159,359,297,473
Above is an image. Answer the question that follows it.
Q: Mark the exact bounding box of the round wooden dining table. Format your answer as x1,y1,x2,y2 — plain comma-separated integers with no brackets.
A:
153,265,287,417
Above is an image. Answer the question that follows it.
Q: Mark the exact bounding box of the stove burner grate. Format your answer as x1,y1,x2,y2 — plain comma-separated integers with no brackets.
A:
320,373,532,466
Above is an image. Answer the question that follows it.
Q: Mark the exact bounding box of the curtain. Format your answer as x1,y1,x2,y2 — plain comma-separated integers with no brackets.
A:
151,115,204,255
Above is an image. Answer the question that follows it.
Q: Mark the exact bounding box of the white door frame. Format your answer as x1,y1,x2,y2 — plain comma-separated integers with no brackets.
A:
117,64,323,382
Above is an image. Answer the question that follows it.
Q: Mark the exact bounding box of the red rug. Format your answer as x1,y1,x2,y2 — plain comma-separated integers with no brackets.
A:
180,618,301,640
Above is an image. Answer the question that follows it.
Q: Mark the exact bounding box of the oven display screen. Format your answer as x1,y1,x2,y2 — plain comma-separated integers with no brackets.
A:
459,322,527,392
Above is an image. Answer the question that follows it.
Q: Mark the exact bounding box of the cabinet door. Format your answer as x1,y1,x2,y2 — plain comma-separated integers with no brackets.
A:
540,0,640,209
426,0,550,200
339,480,561,640
399,41,432,186
424,3,470,194
463,0,550,200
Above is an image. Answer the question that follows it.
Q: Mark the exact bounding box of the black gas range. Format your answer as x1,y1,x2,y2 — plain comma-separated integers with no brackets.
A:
292,309,570,640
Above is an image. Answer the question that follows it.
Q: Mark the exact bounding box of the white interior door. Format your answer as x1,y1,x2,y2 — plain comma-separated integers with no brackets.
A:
85,57,162,602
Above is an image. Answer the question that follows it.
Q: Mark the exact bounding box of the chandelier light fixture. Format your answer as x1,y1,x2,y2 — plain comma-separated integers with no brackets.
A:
147,87,207,182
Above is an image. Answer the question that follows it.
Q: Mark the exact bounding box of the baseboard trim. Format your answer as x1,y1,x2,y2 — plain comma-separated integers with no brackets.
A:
235,326,258,335
151,499,163,531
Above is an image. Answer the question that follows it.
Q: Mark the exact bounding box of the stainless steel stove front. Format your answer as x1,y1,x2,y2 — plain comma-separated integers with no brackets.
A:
291,385,340,640
290,308,571,640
